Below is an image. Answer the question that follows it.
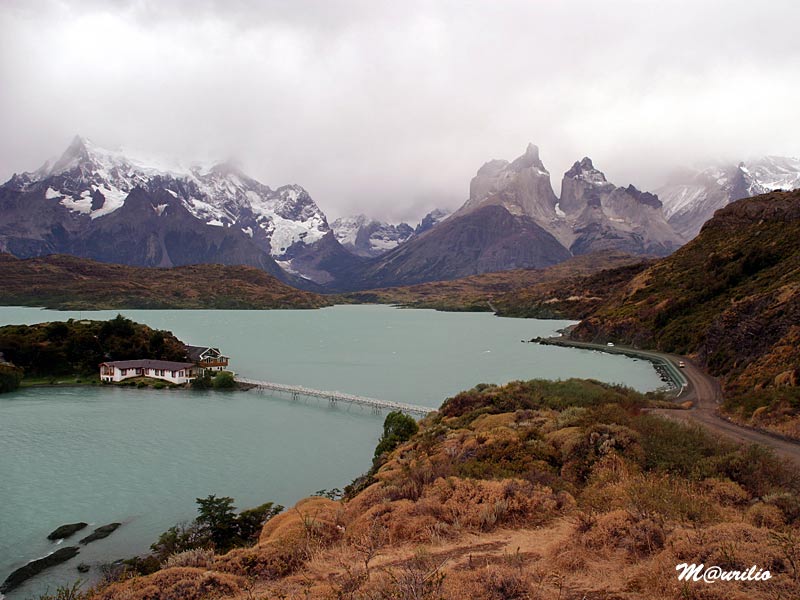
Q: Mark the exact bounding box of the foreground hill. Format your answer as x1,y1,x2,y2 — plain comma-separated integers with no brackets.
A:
571,190,800,438
0,254,330,310
344,251,647,312
75,380,799,600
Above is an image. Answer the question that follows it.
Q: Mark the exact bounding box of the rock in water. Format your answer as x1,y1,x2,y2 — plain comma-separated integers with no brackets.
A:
0,546,80,593
79,522,121,545
46,522,88,540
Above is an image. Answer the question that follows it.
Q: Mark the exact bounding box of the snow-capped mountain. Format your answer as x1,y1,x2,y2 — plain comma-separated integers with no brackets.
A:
1,136,359,284
331,208,451,257
331,215,415,257
657,156,800,239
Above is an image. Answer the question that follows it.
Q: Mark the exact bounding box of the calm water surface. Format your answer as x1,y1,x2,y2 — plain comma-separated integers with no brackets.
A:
0,306,662,597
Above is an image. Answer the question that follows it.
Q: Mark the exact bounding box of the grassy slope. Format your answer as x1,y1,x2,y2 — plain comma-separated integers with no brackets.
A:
340,251,647,312
0,254,330,310
87,380,800,600
571,190,800,437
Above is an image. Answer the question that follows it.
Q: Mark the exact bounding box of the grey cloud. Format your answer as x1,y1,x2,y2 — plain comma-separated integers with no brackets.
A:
1,0,799,222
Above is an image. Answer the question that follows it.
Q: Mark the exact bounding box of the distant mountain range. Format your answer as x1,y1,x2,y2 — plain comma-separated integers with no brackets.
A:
331,209,449,258
1,137,797,291
657,156,800,239
345,144,681,288
0,136,360,286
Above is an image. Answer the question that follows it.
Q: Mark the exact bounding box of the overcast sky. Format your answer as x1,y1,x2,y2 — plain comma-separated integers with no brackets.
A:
2,1,799,222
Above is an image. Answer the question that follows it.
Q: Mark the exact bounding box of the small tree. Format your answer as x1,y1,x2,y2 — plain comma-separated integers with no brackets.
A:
374,411,419,458
196,494,238,550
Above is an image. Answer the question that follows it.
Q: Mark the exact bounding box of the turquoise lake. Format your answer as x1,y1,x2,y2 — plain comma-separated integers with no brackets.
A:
0,305,663,597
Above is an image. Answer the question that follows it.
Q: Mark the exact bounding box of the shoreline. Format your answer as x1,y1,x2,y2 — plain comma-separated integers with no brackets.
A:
529,335,689,397
16,379,257,392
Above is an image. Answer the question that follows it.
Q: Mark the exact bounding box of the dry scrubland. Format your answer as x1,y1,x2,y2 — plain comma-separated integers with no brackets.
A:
83,379,800,600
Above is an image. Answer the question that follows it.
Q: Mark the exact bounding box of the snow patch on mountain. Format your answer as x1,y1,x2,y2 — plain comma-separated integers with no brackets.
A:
16,136,333,264
60,191,93,215
658,155,800,240
331,215,415,257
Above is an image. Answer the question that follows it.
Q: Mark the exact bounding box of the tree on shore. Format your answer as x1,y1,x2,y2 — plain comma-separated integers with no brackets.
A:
374,411,419,458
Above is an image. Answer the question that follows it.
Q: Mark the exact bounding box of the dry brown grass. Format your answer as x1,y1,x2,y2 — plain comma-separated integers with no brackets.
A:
84,381,800,600
93,567,243,600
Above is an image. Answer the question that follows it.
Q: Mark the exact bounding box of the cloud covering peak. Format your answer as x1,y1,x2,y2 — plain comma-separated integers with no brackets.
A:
1,0,799,221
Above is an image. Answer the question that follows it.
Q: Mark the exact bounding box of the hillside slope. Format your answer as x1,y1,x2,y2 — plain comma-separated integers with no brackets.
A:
82,380,800,600
572,190,800,437
0,254,330,310
345,204,572,289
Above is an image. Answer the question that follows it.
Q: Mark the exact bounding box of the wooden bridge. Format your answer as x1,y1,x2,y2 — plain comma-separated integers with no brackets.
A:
236,377,433,417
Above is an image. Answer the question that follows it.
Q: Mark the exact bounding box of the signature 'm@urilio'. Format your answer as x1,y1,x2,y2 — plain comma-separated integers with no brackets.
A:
676,563,773,583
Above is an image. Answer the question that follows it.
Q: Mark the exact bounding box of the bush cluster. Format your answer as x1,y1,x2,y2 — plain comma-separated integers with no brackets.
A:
150,494,283,560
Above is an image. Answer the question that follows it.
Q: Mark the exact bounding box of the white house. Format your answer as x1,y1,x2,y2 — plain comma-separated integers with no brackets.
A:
184,345,230,373
99,359,198,384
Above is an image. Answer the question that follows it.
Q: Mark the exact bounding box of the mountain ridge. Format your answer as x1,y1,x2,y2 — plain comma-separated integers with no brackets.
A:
5,137,799,291
1,136,360,285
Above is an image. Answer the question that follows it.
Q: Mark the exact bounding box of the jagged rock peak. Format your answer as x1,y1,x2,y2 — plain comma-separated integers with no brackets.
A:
624,185,662,208
565,157,607,183
476,158,510,177
509,143,548,173
415,208,450,234
49,135,93,174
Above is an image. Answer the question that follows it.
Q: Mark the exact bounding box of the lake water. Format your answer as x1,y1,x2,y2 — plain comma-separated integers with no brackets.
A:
0,305,662,598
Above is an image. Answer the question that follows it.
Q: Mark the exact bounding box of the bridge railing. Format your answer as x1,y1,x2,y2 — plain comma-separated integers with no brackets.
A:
236,377,433,417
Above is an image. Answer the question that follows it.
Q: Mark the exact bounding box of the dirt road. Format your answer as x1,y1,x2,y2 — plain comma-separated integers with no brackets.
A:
543,338,800,468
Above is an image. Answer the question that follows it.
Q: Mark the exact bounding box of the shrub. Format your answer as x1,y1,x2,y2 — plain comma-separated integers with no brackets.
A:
190,373,213,390
235,502,283,544
0,363,23,393
632,414,727,477
93,567,242,600
746,502,785,528
163,548,216,569
35,582,86,600
212,371,236,390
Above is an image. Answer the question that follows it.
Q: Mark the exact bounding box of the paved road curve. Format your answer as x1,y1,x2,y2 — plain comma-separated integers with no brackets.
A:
544,338,800,468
